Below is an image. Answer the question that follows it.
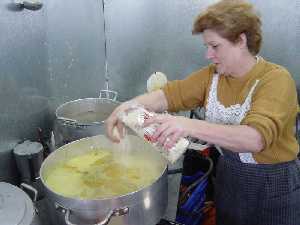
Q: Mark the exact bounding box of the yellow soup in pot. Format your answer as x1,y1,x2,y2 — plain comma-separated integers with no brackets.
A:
44,149,162,199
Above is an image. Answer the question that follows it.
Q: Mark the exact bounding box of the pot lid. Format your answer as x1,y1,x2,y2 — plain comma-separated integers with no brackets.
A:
0,182,34,225
13,140,43,156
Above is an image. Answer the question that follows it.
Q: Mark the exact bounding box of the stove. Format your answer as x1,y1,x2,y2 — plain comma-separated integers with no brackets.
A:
157,219,184,225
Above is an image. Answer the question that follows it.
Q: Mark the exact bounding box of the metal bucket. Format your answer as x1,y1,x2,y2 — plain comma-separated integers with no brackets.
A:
40,135,168,225
53,98,119,148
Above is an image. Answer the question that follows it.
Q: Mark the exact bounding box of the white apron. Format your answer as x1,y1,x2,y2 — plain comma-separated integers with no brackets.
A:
204,73,259,163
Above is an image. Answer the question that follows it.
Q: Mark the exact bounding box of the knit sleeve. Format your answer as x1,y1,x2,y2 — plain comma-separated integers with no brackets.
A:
241,67,298,150
162,66,213,112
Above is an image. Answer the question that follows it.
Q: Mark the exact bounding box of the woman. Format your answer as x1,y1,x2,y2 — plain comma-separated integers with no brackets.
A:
105,0,300,224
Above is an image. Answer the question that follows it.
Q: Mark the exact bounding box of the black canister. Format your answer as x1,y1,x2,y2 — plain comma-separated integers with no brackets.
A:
13,141,44,183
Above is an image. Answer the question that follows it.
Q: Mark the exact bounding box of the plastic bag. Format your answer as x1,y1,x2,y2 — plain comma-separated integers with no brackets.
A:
118,103,189,163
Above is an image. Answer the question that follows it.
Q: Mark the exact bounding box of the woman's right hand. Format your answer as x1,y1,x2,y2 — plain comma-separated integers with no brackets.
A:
105,100,136,142
106,90,168,142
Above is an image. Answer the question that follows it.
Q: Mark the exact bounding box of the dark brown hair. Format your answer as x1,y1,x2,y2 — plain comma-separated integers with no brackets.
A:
192,0,262,55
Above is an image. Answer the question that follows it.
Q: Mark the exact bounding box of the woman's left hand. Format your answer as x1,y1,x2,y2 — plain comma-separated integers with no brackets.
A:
143,114,193,149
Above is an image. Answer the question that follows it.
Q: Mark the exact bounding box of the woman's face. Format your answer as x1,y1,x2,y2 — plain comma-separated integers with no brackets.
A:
202,29,243,75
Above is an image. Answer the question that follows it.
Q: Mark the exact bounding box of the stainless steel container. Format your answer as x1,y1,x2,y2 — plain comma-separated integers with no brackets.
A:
0,182,41,225
40,135,168,225
53,98,119,148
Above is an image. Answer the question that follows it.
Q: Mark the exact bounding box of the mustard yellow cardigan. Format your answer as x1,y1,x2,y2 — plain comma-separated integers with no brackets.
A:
163,57,299,163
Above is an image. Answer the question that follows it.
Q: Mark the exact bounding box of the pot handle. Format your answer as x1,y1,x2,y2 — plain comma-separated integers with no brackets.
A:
64,207,129,225
20,183,38,202
99,89,118,101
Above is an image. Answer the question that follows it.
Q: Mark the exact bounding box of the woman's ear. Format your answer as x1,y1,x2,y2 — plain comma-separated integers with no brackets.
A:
237,33,248,49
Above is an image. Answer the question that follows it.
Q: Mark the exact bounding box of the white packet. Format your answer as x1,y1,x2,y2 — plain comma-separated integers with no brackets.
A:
118,104,189,163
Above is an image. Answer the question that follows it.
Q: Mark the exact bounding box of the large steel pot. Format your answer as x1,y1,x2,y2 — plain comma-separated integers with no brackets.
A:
40,135,168,225
53,98,119,148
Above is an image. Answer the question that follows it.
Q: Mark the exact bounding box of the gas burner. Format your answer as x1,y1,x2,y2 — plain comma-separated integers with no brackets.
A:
157,219,184,225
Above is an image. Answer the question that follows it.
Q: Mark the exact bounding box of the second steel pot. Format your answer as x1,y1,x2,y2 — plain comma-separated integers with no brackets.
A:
0,182,41,225
53,98,119,148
